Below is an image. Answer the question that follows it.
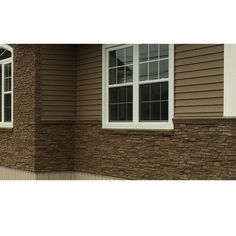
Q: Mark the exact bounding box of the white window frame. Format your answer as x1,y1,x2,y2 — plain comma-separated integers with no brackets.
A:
102,44,174,130
0,45,13,128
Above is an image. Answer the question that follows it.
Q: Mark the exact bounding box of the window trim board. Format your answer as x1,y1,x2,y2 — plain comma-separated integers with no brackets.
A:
102,44,174,130
0,45,13,129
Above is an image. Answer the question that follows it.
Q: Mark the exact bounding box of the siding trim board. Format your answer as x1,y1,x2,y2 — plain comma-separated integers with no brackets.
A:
224,44,236,116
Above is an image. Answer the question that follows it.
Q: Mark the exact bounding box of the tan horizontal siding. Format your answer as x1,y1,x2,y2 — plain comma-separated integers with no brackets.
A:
175,82,223,93
175,44,224,118
175,45,223,59
175,105,223,114
176,90,223,100
175,97,223,107
175,44,215,52
175,75,223,86
40,44,77,120
75,44,224,121
175,112,222,118
175,52,223,66
77,44,102,120
175,60,223,73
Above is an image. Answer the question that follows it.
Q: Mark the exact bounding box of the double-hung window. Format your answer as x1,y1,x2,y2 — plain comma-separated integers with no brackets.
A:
103,44,174,130
0,45,13,128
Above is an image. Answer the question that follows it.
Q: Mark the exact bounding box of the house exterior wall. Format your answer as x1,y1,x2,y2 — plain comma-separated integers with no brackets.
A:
76,44,224,121
0,44,234,180
0,45,37,171
175,44,224,117
40,44,77,121
74,119,236,179
35,120,75,172
34,45,77,172
77,45,102,120
74,44,236,180
39,44,224,121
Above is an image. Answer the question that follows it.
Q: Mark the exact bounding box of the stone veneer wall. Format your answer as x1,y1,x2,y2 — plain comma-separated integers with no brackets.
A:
74,119,236,180
35,121,75,172
0,45,37,171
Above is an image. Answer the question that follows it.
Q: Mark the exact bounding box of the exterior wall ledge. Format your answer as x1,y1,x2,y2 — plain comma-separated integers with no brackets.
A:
76,120,101,124
40,119,75,125
101,129,174,137
76,120,174,136
173,117,236,125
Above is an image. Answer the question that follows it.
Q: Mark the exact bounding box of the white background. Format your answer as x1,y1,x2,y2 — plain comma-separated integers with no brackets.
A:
1,0,236,235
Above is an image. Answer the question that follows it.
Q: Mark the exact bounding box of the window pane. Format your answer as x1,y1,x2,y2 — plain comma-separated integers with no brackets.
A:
119,104,126,120
4,63,11,78
149,61,158,80
109,86,132,121
139,63,148,81
109,50,116,67
109,104,118,121
161,101,168,120
117,67,125,84
161,82,168,100
151,83,160,101
4,78,11,92
160,44,169,58
117,49,125,66
109,68,116,85
159,59,168,79
109,88,118,103
140,103,150,121
126,47,133,64
140,84,150,102
149,44,158,60
4,94,11,122
0,49,11,60
127,86,133,102
127,104,133,120
119,87,126,102
126,65,133,83
140,82,169,122
139,45,148,62
151,102,160,120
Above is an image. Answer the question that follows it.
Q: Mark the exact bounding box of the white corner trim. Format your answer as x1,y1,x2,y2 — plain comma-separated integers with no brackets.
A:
224,44,236,117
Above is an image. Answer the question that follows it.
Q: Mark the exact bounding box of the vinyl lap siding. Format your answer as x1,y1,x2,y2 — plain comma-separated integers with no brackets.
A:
175,44,224,118
39,44,224,121
77,45,102,120
40,45,77,120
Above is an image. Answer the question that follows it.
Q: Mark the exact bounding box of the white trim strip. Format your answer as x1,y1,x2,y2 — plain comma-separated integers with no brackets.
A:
224,44,236,117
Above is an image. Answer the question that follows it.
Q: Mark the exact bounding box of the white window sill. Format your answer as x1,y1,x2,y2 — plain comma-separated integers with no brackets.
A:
102,121,173,130
0,123,13,129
